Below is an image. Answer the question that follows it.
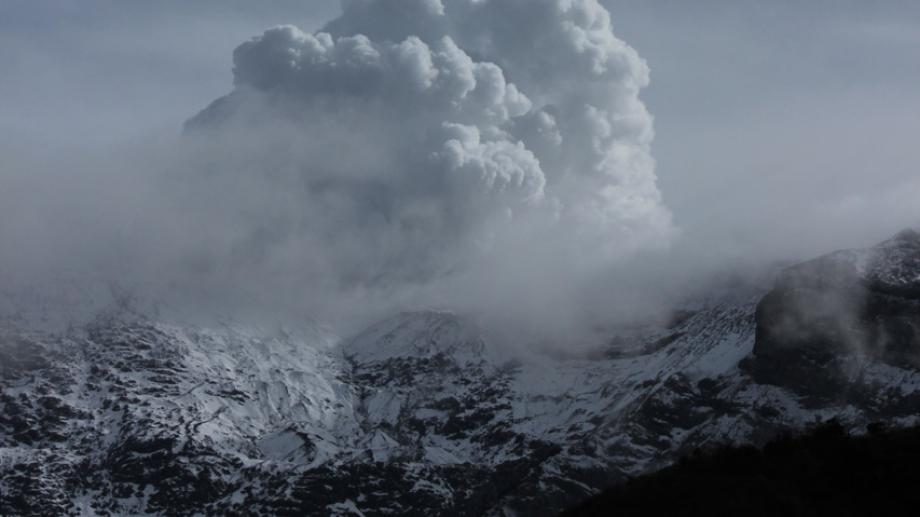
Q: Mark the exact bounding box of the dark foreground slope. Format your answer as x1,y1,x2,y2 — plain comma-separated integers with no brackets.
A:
563,421,920,517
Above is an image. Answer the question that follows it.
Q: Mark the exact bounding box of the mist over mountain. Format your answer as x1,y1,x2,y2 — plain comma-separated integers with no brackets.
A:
3,228,920,515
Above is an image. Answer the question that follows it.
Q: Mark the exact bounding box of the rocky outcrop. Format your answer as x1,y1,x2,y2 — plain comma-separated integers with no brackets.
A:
750,230,920,402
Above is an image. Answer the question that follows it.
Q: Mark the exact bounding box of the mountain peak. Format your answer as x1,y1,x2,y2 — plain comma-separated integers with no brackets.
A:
884,228,920,249
893,228,920,242
866,228,920,292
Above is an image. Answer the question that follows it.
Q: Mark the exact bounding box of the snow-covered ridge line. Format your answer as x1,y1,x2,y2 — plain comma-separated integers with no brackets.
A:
3,231,920,515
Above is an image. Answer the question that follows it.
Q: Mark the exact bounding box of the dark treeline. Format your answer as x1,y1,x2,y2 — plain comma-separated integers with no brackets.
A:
564,421,920,516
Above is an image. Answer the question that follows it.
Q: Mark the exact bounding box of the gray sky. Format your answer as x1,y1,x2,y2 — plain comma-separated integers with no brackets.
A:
1,0,918,262
603,0,920,258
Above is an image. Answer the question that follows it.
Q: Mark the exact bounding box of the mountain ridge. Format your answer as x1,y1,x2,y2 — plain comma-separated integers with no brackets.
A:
2,231,920,515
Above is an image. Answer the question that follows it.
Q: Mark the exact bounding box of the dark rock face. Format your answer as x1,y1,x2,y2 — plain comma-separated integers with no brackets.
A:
564,421,920,517
750,230,920,400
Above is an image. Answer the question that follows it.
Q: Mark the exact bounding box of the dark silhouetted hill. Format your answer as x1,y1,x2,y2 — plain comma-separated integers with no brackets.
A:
564,421,920,517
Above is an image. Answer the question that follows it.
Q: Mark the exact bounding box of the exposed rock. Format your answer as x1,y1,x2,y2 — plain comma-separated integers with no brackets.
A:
750,230,920,400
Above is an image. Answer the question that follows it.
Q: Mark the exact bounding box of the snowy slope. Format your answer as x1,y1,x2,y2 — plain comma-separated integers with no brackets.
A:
3,231,920,516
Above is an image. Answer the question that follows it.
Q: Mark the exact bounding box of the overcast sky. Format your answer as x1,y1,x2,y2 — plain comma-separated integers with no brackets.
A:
2,0,918,263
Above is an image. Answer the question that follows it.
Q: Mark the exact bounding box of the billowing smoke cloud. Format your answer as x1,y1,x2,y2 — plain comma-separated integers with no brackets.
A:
176,0,670,326
2,0,673,339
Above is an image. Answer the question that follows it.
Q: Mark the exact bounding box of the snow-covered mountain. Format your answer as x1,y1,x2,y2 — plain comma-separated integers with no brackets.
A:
2,231,920,516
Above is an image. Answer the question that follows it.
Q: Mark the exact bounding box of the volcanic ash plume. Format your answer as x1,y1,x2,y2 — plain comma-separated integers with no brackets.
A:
1,0,674,334
180,0,672,323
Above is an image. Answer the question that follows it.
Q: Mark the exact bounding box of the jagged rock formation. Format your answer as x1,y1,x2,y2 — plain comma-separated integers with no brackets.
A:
2,231,920,516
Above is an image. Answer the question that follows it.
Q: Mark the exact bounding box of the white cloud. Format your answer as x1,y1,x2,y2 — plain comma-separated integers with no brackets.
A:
184,0,672,292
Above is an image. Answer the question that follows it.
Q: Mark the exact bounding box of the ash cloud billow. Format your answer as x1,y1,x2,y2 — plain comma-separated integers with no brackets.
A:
174,0,672,329
2,0,673,337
